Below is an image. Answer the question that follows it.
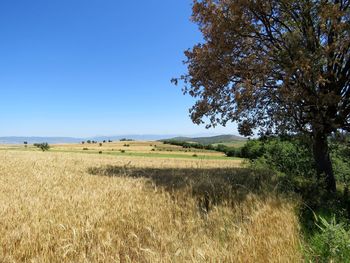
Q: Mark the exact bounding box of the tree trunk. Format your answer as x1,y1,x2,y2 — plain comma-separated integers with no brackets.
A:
312,133,337,193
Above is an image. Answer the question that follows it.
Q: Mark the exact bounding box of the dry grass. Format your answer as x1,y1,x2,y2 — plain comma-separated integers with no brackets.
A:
2,141,227,158
0,151,302,262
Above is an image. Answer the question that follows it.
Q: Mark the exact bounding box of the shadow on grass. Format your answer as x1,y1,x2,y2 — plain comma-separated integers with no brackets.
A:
88,165,350,261
88,165,282,211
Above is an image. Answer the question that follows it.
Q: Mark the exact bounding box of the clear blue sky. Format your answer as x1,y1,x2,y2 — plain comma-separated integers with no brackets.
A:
0,0,238,137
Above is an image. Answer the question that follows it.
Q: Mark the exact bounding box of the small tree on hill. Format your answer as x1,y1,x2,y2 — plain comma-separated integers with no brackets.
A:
174,0,350,193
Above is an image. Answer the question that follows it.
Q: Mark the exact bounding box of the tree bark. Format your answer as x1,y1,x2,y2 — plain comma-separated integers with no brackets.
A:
312,133,337,193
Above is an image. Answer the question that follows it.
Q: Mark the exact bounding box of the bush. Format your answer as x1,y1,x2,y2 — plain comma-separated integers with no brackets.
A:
83,148,88,151
34,143,50,152
240,139,265,160
305,216,350,262
225,148,239,157
215,144,229,153
243,137,315,182
330,136,350,187
120,138,133,142
120,150,125,153
161,140,240,157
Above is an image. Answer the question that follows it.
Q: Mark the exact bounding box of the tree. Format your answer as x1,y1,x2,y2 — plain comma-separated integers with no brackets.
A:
173,0,350,192
34,143,50,152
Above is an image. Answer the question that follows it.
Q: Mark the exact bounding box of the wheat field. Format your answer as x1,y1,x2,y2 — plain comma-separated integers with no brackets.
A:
0,150,302,262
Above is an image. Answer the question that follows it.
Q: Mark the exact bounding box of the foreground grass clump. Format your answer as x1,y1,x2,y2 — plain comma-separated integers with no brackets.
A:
0,151,301,262
303,216,350,262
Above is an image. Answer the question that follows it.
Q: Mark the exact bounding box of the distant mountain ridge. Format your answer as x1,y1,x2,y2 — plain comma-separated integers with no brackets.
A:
0,134,197,144
0,137,83,144
0,134,246,145
161,134,246,145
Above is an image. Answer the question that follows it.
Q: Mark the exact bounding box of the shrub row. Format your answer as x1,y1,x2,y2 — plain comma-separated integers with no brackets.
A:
161,140,242,157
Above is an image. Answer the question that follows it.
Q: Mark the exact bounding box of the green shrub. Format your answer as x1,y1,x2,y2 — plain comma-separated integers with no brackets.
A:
225,148,240,157
244,137,315,183
34,143,50,152
215,144,229,153
240,139,265,160
330,136,350,187
305,215,350,262
120,138,133,141
161,140,240,157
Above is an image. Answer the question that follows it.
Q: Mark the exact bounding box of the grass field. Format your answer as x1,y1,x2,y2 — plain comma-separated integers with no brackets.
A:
211,141,247,148
0,141,240,161
0,142,302,262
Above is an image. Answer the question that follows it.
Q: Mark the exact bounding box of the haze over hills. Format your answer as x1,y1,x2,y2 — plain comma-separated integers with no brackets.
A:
0,135,174,144
0,134,245,145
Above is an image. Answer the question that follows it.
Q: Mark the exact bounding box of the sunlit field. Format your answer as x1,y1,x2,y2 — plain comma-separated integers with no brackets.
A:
0,144,302,262
0,141,239,160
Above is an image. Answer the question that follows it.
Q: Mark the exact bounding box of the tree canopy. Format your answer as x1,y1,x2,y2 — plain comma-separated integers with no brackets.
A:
174,0,350,192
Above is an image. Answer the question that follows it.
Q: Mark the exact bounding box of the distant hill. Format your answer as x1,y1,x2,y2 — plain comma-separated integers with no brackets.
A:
161,134,246,145
0,137,83,144
0,134,182,144
0,134,246,145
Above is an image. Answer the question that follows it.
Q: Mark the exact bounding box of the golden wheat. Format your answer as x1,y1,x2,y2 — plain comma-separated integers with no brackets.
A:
45,141,226,157
0,151,302,262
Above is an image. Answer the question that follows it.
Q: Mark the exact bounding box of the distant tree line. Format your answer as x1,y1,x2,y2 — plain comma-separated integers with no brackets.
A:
120,138,134,142
82,140,113,144
162,134,350,169
161,140,241,157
